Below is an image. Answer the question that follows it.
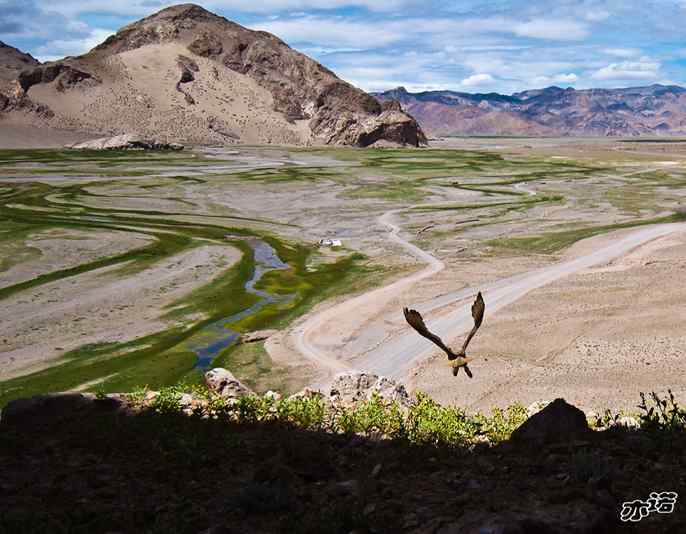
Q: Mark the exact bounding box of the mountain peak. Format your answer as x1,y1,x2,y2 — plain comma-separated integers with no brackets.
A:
0,41,40,68
136,3,219,23
0,41,40,89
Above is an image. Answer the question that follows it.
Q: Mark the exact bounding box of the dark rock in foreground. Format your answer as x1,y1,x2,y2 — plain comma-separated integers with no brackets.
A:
511,398,591,444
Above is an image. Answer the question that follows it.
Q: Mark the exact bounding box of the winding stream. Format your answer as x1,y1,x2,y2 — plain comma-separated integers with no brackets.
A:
187,237,292,369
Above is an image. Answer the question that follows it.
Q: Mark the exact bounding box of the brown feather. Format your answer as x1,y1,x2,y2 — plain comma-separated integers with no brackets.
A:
460,292,485,354
403,307,455,358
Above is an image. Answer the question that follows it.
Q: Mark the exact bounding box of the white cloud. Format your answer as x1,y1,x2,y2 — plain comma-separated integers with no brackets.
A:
591,59,660,81
531,72,578,86
34,28,114,61
603,47,640,58
461,73,495,87
251,17,403,47
584,10,610,22
513,19,589,41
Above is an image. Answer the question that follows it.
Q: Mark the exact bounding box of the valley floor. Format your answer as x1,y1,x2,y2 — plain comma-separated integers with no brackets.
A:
1,138,685,412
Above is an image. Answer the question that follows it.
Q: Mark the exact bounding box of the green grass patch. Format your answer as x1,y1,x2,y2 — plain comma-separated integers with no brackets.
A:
489,212,686,254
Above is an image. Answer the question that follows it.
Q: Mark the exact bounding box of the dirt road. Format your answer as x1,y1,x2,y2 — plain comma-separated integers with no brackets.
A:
292,208,686,383
291,208,445,375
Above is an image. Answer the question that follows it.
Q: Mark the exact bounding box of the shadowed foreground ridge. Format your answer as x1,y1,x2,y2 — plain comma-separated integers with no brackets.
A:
0,4,426,147
1,385,684,533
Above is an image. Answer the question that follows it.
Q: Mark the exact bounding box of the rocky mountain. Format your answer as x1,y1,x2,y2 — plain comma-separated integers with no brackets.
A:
374,85,686,137
0,41,39,80
0,4,425,147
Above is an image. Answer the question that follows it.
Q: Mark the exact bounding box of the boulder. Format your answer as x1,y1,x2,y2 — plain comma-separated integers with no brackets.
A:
526,399,553,418
204,368,253,400
239,329,278,344
511,398,591,445
70,134,184,151
329,372,411,408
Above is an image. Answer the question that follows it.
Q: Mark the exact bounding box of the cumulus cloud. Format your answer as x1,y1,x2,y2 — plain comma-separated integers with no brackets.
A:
591,59,660,81
531,72,578,86
461,73,495,87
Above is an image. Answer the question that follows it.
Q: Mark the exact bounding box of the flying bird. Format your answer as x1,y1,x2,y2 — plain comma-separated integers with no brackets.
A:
403,292,485,378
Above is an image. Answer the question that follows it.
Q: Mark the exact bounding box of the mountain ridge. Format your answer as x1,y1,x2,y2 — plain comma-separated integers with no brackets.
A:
374,84,686,137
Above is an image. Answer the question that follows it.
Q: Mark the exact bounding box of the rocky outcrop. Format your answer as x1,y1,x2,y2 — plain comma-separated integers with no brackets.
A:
70,134,184,151
284,372,411,408
17,64,97,93
204,368,253,400
328,372,411,407
175,55,198,104
0,41,41,110
355,109,427,147
239,329,278,344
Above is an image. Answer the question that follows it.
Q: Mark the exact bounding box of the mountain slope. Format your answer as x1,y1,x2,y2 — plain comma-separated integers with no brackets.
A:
0,41,39,80
0,41,40,111
375,85,686,137
0,5,425,147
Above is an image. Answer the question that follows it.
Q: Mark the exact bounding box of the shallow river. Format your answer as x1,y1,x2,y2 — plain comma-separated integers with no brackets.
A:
186,237,292,369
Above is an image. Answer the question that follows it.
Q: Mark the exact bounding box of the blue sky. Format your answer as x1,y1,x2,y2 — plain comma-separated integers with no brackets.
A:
2,0,686,94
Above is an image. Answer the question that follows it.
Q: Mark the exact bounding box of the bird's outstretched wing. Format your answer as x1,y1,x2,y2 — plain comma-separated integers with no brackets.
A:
403,307,454,358
460,292,485,354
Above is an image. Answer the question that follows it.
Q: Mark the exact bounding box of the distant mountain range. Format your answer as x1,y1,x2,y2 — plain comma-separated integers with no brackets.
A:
374,85,686,137
0,4,425,147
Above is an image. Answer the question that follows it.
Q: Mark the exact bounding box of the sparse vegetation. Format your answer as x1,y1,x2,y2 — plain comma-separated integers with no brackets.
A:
489,211,686,254
137,386,528,448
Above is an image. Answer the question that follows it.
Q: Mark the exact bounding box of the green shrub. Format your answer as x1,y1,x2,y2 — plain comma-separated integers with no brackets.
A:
276,395,326,430
405,392,481,447
150,384,185,414
638,390,686,432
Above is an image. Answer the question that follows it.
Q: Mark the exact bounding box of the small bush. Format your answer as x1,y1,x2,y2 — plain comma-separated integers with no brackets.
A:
276,395,326,430
638,390,686,432
150,385,185,414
